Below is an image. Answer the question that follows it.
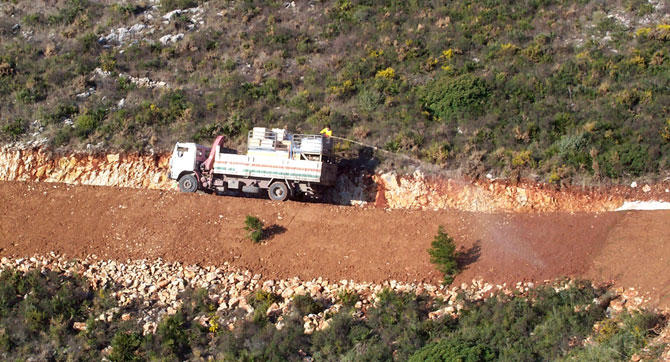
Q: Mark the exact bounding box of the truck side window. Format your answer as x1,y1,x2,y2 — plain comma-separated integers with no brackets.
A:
177,146,188,157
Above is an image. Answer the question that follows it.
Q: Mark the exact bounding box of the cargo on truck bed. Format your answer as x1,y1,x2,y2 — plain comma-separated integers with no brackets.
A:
168,128,337,201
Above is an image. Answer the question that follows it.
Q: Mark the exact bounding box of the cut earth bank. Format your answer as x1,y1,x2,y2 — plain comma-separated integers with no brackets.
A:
2,147,670,212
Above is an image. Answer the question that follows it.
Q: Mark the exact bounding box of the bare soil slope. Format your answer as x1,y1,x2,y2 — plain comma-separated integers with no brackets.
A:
1,181,668,307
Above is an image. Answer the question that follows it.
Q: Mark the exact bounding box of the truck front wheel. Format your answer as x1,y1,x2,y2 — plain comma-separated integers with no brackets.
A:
179,174,198,193
268,182,289,201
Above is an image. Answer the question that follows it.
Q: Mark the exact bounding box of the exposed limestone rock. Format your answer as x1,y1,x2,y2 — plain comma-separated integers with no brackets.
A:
0,147,174,190
3,147,668,212
373,171,625,212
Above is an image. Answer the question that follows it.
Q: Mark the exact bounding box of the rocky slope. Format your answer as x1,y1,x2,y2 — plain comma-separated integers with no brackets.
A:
0,253,657,335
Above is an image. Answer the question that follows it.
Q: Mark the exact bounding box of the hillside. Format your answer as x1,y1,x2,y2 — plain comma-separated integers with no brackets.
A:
1,0,669,184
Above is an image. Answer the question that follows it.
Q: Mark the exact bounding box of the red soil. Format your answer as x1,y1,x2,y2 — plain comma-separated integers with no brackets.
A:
1,181,668,308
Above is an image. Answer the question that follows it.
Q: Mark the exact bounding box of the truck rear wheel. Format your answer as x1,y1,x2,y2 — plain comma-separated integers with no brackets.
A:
268,182,289,201
179,174,198,193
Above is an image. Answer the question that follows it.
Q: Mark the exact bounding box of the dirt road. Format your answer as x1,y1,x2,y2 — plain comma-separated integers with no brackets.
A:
1,181,668,307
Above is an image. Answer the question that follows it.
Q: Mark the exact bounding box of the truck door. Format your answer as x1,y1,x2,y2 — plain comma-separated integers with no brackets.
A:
171,144,196,179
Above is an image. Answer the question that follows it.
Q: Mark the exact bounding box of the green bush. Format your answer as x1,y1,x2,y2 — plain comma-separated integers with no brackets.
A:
52,126,73,147
156,312,191,359
565,310,665,361
16,77,47,104
292,294,324,315
74,114,99,138
244,215,264,243
428,226,460,285
2,119,27,140
43,103,79,125
336,290,359,307
161,0,199,13
310,308,370,359
247,290,281,325
421,74,489,121
409,338,495,362
109,331,144,362
47,0,90,25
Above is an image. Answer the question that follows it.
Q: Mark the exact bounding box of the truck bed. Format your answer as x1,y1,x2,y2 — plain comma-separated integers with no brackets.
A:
213,154,337,185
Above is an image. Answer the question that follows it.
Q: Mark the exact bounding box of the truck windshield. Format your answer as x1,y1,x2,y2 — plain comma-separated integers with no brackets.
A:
177,146,189,157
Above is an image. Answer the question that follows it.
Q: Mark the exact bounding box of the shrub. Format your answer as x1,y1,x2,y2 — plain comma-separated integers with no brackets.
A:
16,77,47,104
156,312,191,359
310,308,370,359
292,294,324,315
44,103,79,125
48,0,90,25
244,215,264,243
161,0,199,13
409,338,495,362
336,290,359,307
52,126,73,147
74,114,98,138
375,67,396,80
428,226,459,285
2,119,27,140
247,290,282,325
363,289,433,360
421,74,489,120
100,52,117,72
109,331,144,362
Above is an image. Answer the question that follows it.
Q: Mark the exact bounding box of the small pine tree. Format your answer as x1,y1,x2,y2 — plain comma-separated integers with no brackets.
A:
244,215,264,243
428,226,460,285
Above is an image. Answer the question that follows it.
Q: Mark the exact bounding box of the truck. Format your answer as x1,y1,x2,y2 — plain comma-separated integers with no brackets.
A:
168,127,338,201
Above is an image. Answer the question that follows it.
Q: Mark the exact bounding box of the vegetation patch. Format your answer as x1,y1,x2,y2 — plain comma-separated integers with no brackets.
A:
2,0,669,183
0,267,666,360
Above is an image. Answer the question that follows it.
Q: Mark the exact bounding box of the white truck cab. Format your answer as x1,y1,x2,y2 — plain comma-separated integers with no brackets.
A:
168,142,210,182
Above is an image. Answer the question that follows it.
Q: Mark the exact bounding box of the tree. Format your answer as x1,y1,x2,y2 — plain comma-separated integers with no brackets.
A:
428,226,459,285
244,215,264,243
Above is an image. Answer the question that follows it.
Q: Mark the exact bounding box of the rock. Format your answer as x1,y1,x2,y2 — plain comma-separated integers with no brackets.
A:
642,184,651,193
205,272,217,282
631,181,638,188
281,288,294,299
317,319,331,331
184,269,196,279
121,313,132,321
157,279,169,289
159,33,184,45
73,322,87,331
608,300,624,315
143,322,157,335
266,303,281,317
308,283,322,295
303,320,315,334
228,297,240,308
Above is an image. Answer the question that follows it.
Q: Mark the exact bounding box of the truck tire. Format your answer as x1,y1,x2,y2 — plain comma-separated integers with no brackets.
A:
179,174,198,193
268,182,289,201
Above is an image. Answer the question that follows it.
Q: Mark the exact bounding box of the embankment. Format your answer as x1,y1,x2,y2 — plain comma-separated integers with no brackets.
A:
1,147,669,212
